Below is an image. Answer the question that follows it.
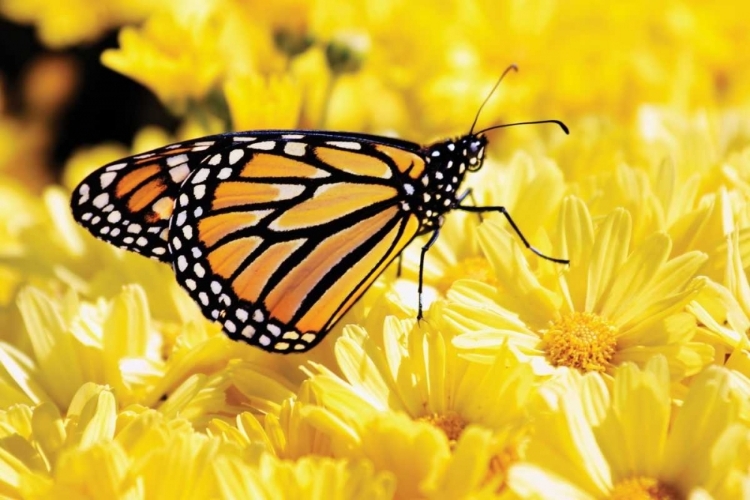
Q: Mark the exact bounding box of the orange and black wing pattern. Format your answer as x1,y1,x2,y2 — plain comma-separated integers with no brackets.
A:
168,132,426,352
70,135,233,261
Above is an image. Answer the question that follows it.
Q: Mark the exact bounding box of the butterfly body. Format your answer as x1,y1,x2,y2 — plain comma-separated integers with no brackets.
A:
72,130,488,352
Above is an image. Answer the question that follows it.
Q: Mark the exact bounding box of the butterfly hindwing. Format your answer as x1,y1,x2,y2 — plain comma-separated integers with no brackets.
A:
168,134,422,352
69,134,246,260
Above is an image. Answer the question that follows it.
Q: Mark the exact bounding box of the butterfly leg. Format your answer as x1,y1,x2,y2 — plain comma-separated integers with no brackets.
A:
457,205,569,264
457,189,483,223
418,227,441,320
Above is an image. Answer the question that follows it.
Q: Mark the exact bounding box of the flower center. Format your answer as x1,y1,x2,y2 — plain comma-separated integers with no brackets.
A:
418,411,466,444
609,477,681,500
543,312,617,372
439,257,496,291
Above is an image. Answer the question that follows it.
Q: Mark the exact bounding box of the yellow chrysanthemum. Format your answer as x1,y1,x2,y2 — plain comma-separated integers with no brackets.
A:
689,230,750,368
444,197,713,380
294,316,546,497
224,73,303,131
0,383,281,498
101,4,229,110
507,357,750,499
310,316,542,436
215,453,396,500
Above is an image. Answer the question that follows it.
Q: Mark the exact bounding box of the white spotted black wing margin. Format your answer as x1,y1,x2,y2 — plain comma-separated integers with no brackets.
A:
70,136,232,261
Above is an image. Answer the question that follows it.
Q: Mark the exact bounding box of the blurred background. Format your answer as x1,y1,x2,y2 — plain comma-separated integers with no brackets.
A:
0,15,175,189
1,1,748,191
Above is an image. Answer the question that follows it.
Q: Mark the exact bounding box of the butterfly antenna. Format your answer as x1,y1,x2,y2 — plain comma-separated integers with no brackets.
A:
475,120,569,135
469,64,518,135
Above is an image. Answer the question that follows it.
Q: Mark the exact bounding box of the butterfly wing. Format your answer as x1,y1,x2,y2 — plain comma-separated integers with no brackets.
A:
168,133,426,352
70,135,236,260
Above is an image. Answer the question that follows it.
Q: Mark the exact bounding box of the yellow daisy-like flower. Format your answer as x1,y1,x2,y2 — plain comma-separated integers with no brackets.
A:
297,316,546,497
0,383,277,498
507,357,750,498
215,453,396,500
688,230,750,366
5,285,162,409
444,196,713,379
224,72,303,131
309,316,542,438
101,4,228,110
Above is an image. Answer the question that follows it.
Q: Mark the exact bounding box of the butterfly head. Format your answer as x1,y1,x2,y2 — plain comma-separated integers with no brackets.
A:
422,133,488,187
465,134,487,172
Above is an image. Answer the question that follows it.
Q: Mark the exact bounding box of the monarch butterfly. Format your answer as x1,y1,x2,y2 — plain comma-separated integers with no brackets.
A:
71,65,568,353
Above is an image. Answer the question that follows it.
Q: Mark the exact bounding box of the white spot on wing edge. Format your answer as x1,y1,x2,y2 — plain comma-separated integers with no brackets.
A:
105,162,127,171
77,184,90,204
267,324,281,336
241,325,255,338
248,141,275,150
166,154,188,167
194,263,205,278
100,172,117,189
228,149,244,164
92,193,109,209
191,168,210,184
169,164,190,183
284,142,307,156
326,141,361,150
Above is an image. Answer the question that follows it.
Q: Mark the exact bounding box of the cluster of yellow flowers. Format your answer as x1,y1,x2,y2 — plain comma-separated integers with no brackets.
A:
2,0,750,498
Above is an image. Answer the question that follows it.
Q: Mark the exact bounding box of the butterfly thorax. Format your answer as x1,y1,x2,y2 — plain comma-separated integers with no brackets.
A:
407,134,487,233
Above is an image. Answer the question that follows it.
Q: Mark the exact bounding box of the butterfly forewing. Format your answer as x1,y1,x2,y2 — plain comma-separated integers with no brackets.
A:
168,134,422,352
